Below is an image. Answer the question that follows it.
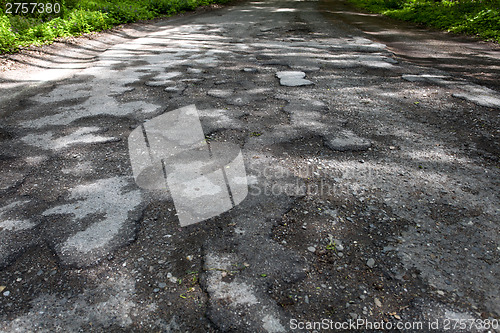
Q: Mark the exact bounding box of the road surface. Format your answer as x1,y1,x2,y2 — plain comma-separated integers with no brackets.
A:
0,0,499,331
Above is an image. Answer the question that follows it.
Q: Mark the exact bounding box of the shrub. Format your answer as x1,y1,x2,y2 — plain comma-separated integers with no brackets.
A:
147,0,176,15
67,9,113,34
0,14,17,52
350,0,500,43
102,3,153,24
450,8,500,41
9,15,40,34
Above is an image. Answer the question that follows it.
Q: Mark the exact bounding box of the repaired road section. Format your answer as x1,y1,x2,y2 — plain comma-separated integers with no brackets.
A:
0,0,499,331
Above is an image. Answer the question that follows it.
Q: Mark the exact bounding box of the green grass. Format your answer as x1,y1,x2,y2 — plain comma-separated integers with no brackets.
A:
0,0,231,53
348,0,500,43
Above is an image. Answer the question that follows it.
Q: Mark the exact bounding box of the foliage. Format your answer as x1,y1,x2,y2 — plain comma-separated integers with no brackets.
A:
0,0,229,53
0,14,16,52
349,0,500,43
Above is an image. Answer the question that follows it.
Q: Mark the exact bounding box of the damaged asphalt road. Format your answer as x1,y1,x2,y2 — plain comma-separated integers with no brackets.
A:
0,0,499,331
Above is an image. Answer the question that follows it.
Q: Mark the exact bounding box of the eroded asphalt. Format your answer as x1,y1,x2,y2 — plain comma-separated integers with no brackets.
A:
0,0,499,331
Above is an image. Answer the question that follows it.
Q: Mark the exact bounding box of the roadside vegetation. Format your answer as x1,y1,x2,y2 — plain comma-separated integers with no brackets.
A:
348,0,500,42
0,0,230,53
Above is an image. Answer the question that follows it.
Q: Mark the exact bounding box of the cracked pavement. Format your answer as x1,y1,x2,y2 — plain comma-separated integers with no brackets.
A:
0,0,499,331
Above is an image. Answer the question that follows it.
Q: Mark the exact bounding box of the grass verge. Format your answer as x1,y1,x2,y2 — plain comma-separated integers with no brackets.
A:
348,0,500,43
0,0,231,53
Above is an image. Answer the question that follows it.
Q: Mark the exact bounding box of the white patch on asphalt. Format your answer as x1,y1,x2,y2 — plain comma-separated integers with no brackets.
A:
0,219,34,232
43,177,141,258
288,109,326,131
0,275,155,331
0,171,26,191
402,74,500,108
197,107,244,132
452,84,500,109
276,71,314,86
61,161,94,175
325,129,372,152
207,89,234,98
22,127,118,150
262,314,286,333
23,76,161,128
211,281,259,306
402,74,450,83
444,309,479,323
203,251,291,332
30,82,91,104
145,71,182,86
180,176,225,198
0,201,34,232
187,67,203,74
204,253,259,305
194,56,219,66
357,54,396,68
24,155,48,165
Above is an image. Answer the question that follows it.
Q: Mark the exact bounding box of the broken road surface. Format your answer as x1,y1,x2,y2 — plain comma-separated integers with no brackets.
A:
1,0,499,331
